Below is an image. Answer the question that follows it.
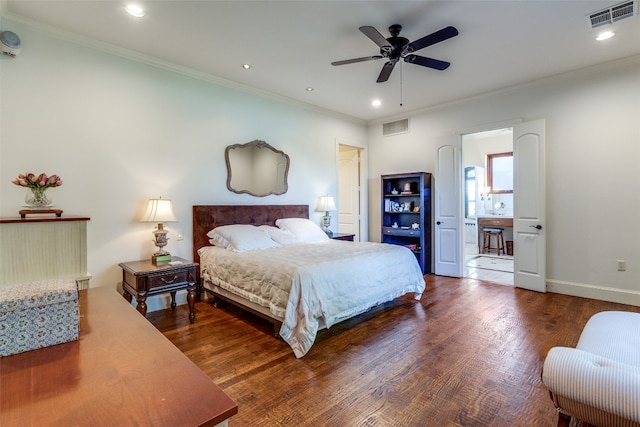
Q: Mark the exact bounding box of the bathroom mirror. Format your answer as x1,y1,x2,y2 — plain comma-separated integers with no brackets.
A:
225,140,290,197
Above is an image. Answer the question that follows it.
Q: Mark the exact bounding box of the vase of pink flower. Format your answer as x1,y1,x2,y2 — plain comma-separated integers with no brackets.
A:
12,172,63,208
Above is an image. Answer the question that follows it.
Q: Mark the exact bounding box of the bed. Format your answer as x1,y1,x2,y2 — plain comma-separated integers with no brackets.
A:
192,205,425,357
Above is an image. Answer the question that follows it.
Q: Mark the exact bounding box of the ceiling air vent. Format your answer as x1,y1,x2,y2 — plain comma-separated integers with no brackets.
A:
587,1,637,28
382,118,409,136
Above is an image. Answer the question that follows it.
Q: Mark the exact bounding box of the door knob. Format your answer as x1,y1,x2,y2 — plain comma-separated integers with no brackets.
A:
436,221,442,225
529,224,542,230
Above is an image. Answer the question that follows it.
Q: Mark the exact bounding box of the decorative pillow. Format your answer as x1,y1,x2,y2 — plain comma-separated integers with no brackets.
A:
258,225,301,245
275,218,329,243
207,224,281,252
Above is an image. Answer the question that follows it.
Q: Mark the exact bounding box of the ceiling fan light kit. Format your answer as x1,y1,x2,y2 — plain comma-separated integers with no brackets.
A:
331,24,459,83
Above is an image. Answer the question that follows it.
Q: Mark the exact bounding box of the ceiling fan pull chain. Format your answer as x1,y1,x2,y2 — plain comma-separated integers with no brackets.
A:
399,61,403,107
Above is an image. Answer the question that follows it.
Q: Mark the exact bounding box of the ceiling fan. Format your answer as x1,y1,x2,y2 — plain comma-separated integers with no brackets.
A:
331,24,459,83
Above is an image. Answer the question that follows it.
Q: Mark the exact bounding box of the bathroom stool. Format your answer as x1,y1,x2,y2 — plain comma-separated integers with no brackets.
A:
482,227,505,256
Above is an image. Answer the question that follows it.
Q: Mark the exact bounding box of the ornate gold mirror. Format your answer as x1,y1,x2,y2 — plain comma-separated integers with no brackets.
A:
225,140,290,197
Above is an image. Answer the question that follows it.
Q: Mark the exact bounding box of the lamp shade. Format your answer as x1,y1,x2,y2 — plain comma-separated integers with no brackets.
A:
140,198,177,223
315,196,336,212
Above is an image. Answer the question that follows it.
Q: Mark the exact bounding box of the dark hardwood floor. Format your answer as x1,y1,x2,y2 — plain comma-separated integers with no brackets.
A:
147,275,640,427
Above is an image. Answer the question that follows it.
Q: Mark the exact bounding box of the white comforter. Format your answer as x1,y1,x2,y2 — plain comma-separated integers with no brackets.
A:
199,240,425,357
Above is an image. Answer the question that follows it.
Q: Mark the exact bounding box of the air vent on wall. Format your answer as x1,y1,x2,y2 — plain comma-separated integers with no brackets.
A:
586,1,637,28
382,118,409,136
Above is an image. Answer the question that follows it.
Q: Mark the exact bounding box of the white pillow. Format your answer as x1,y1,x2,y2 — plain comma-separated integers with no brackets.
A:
208,237,228,248
258,225,301,245
207,224,281,252
208,233,230,248
275,218,329,243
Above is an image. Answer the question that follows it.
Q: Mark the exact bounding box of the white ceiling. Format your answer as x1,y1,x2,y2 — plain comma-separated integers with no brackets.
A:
3,1,640,122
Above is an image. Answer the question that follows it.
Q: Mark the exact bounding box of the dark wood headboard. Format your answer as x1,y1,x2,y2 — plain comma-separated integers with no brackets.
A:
192,204,309,267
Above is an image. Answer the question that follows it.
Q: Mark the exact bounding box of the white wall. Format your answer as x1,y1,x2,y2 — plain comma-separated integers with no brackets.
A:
0,21,366,311
368,55,640,305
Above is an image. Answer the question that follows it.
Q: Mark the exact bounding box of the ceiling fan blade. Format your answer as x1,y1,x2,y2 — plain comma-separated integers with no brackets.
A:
331,55,383,66
407,26,459,53
359,26,391,48
377,61,396,83
404,54,451,70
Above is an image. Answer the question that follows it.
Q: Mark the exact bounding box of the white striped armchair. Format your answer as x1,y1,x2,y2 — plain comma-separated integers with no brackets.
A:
542,311,640,427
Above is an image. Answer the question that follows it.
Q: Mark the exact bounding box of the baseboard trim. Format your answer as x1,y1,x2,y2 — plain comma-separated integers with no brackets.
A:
547,279,640,307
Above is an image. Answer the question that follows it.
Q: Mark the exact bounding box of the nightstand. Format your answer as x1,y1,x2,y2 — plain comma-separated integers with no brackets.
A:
331,233,355,241
119,257,199,323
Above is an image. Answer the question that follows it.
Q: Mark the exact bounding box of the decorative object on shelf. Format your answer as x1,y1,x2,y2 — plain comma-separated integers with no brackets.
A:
25,187,52,207
12,172,63,209
402,181,412,194
315,195,337,236
140,197,177,264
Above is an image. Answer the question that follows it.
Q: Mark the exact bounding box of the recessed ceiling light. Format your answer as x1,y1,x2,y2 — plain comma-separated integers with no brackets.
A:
372,99,382,107
125,4,145,18
306,87,314,92
596,30,615,41
242,64,252,69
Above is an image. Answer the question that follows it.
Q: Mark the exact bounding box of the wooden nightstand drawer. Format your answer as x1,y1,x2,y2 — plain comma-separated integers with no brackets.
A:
147,271,189,290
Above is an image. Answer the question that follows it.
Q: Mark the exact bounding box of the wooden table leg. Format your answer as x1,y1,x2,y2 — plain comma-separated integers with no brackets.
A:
136,295,148,316
170,291,177,310
187,284,196,323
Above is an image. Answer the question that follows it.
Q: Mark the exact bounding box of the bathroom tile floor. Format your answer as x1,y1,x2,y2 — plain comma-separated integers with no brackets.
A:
464,243,513,286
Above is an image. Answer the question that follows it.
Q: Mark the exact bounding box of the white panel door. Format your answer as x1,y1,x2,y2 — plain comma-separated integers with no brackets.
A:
513,119,546,292
435,139,462,277
338,147,360,240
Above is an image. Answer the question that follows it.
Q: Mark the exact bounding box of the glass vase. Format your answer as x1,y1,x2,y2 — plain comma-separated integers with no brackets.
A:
25,187,52,208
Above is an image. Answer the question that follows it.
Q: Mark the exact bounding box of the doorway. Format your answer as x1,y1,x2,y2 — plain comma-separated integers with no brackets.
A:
337,144,362,241
461,128,514,286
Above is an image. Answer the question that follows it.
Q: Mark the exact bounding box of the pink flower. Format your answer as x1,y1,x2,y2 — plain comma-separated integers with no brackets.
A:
12,172,63,189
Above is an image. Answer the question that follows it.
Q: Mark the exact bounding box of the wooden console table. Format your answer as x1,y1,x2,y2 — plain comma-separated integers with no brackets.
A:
0,287,237,426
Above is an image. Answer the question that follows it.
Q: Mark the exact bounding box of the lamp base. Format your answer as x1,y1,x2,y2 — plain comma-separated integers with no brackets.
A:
321,213,333,236
151,223,171,265
152,252,172,265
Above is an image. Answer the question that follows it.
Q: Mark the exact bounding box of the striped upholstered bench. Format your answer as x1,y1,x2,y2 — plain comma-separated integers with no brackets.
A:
542,311,640,427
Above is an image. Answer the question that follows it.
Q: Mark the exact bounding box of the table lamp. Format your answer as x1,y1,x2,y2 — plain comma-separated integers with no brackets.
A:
315,195,337,236
141,197,177,264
